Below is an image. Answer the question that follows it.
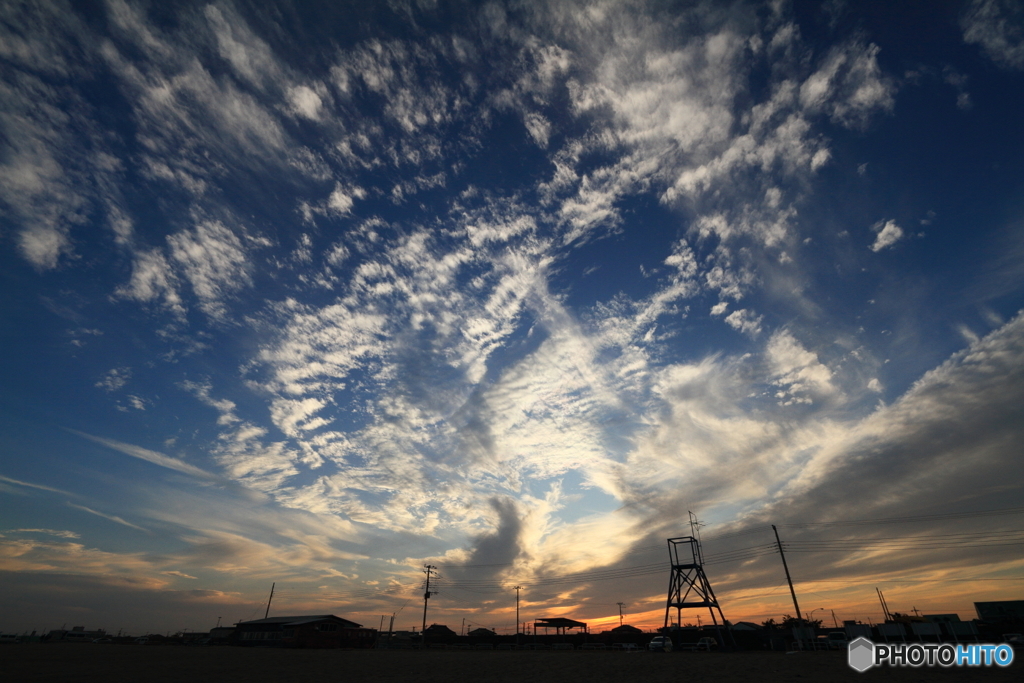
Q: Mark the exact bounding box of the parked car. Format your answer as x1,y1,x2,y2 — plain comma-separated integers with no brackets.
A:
695,637,718,651
92,637,113,644
648,636,673,652
826,632,849,649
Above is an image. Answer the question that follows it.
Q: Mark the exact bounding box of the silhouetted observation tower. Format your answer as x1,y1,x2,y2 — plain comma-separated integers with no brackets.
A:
664,535,734,648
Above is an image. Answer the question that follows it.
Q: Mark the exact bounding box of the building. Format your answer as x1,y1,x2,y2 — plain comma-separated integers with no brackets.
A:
45,626,107,642
533,617,588,635
234,615,375,648
975,601,1024,624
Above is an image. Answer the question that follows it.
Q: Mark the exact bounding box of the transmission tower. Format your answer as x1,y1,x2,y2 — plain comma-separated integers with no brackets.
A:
664,534,735,648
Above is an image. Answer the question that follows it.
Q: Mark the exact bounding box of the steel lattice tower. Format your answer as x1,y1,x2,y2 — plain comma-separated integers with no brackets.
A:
664,536,734,648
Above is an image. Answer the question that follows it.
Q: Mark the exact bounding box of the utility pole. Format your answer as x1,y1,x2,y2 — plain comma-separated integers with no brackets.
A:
831,610,838,629
264,582,275,619
514,586,522,647
617,602,625,627
421,565,437,637
771,525,802,625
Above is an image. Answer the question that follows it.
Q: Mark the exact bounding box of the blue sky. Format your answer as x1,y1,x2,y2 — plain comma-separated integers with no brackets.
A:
2,0,1023,635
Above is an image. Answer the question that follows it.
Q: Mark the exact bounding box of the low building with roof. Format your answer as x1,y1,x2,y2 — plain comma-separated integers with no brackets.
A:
234,615,375,648
534,617,588,635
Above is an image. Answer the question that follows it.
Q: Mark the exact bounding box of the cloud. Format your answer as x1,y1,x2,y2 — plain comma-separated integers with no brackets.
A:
67,503,148,532
96,367,132,392
287,84,326,120
179,381,239,425
962,0,1024,70
6,528,80,539
115,249,186,317
752,312,1024,552
0,475,73,496
167,220,253,320
724,309,763,336
799,40,896,128
68,430,219,481
766,329,836,404
163,570,198,579
870,219,904,251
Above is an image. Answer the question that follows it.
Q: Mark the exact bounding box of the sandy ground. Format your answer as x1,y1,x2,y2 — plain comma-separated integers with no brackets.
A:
1,645,1019,682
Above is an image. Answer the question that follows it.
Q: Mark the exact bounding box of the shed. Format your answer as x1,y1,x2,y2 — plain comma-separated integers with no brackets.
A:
534,617,588,635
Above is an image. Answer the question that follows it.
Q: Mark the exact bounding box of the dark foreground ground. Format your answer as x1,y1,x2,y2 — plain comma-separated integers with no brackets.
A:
1,645,1019,682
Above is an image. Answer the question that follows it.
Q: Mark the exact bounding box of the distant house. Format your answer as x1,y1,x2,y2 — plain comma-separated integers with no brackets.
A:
467,627,496,637
731,622,762,631
423,624,457,638
234,615,374,648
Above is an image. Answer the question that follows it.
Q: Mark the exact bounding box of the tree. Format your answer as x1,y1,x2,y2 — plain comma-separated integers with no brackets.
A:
778,615,822,629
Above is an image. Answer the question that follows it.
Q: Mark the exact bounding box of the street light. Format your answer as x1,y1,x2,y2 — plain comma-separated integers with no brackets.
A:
806,608,825,624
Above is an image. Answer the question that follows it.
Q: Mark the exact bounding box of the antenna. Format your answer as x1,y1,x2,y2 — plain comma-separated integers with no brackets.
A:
688,511,705,564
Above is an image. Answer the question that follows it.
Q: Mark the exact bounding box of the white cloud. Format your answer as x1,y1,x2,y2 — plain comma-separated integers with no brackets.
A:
869,219,904,252
167,220,253,320
724,308,763,337
766,329,836,404
270,397,332,438
327,184,365,215
180,381,238,425
962,0,1024,70
116,249,185,317
799,41,895,128
96,367,132,392
288,84,326,120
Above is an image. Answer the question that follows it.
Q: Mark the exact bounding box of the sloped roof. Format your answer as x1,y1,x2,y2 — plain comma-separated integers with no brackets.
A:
237,615,363,628
535,617,587,628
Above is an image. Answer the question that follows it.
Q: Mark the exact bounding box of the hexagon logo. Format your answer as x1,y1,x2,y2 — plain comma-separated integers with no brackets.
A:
848,636,874,672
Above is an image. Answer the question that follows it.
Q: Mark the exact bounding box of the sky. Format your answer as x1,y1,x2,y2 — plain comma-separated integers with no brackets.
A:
2,0,1023,636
